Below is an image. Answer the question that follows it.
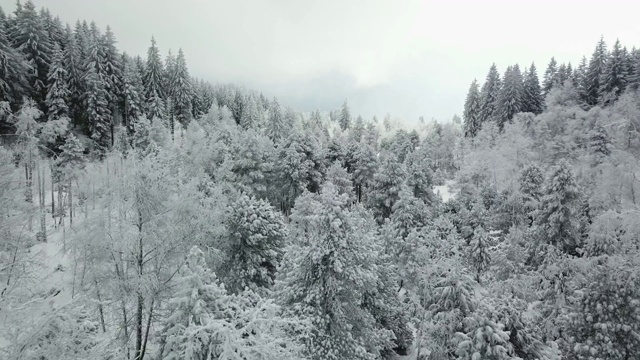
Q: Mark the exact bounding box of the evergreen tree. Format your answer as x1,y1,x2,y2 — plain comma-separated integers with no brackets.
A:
45,43,68,121
122,55,145,131
0,10,30,111
575,55,589,103
599,38,628,105
279,183,393,359
534,161,582,256
495,64,524,130
144,36,164,118
456,314,513,360
585,36,608,106
463,79,481,137
11,0,51,108
628,47,640,90
63,24,84,129
266,97,284,143
339,99,351,131
478,64,502,124
522,63,543,114
468,227,491,283
368,153,406,224
100,26,122,118
172,48,192,126
230,89,244,125
542,57,558,97
221,194,287,294
84,64,111,151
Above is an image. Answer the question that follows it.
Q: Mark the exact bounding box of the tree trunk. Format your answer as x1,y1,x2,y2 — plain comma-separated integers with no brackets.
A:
135,207,144,360
95,279,107,332
69,179,73,226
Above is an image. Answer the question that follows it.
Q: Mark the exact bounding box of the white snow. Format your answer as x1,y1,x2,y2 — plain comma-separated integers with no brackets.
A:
433,179,457,203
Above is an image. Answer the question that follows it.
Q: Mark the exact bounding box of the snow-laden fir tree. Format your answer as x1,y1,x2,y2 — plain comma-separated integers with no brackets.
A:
278,182,394,360
173,48,192,126
463,79,481,137
266,97,284,143
63,24,85,128
346,141,377,203
220,193,287,294
542,57,558,97
368,153,406,224
455,313,513,360
10,0,51,107
144,36,165,118
534,160,582,257
339,99,351,130
159,246,302,360
122,55,145,131
585,36,608,106
45,43,69,121
405,147,436,204
468,226,491,283
495,64,524,130
478,63,502,124
599,38,628,105
101,26,122,111
522,63,543,114
0,13,30,109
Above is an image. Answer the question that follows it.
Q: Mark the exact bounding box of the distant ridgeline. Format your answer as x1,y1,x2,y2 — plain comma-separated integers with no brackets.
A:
463,37,639,137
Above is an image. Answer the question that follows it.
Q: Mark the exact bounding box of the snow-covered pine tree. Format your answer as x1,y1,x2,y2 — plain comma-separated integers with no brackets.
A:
585,36,608,106
45,43,69,121
522,63,543,114
0,11,30,110
266,97,284,143
455,313,513,360
278,182,393,359
101,26,122,122
468,226,491,283
368,153,406,224
63,24,86,129
220,194,287,293
599,38,628,105
160,246,301,360
339,99,351,130
11,0,51,108
478,63,502,124
542,57,558,97
463,79,481,137
173,48,192,126
534,160,582,256
144,36,165,119
495,64,524,130
122,55,145,132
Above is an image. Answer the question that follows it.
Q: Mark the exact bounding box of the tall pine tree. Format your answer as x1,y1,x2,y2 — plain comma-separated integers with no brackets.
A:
478,64,501,124
522,63,543,114
463,79,481,137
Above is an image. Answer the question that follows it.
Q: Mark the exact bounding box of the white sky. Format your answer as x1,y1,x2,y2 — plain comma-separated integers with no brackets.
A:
4,0,640,123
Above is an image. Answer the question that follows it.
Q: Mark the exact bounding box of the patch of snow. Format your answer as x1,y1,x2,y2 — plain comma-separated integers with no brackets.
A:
433,179,457,203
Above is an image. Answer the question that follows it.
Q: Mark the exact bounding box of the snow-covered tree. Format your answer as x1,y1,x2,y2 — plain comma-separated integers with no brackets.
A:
122,55,145,131
522,63,543,114
478,64,502,124
368,153,406,223
172,48,192,126
144,36,165,118
45,43,68,121
495,64,524,130
279,182,394,359
339,99,351,130
463,79,481,137
220,194,287,293
585,36,608,106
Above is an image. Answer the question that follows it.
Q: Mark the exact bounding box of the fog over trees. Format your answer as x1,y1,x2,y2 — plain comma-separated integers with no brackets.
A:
2,1,640,360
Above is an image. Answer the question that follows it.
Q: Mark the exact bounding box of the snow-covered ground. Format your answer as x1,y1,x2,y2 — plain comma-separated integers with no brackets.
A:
0,210,76,352
433,179,456,203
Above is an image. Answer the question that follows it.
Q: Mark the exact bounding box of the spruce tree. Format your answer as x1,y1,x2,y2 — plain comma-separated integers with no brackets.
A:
542,57,558,97
63,24,85,129
45,43,69,121
279,183,393,359
575,55,589,103
172,48,192,126
585,36,608,106
11,0,51,108
463,79,481,137
266,97,283,143
629,47,640,90
339,99,351,130
368,153,406,224
599,38,628,105
495,64,524,130
101,26,122,115
478,64,501,124
122,55,145,131
0,10,29,109
522,63,543,114
144,36,165,119
220,194,286,294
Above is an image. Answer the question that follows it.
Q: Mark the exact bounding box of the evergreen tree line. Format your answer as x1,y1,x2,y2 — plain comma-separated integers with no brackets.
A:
464,36,640,137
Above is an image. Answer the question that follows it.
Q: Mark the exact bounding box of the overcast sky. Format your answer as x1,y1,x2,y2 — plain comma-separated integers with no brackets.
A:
4,0,640,123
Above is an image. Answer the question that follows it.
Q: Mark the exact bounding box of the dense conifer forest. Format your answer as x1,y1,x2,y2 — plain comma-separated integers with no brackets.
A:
2,1,640,359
